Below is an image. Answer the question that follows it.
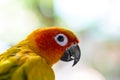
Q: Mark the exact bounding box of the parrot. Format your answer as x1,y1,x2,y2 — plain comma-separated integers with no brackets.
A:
0,26,81,80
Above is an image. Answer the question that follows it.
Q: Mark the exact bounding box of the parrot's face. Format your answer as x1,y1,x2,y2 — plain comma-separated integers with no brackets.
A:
27,27,81,66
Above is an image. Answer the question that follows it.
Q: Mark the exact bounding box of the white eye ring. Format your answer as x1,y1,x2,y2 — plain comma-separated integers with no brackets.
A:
54,34,68,46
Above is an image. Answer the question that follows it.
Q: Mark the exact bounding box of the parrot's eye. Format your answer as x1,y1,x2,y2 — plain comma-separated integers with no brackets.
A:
54,34,68,46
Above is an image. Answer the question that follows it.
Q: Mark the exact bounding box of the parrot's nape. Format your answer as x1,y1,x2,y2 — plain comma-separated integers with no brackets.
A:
0,26,81,80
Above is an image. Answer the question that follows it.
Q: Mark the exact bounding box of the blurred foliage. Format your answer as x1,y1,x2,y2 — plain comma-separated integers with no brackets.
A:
21,0,55,26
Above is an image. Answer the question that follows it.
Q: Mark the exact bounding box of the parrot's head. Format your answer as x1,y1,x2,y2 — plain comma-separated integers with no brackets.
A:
27,27,81,66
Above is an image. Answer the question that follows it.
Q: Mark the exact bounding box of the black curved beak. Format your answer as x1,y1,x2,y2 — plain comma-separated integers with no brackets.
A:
61,43,81,66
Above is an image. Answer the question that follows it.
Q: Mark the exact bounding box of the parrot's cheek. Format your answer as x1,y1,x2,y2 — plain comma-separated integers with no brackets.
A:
60,43,81,66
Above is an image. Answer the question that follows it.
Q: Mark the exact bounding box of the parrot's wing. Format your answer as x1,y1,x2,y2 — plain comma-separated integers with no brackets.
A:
0,52,55,80
0,52,19,80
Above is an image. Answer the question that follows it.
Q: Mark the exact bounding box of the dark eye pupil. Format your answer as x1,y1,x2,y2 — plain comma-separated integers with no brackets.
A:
57,35,64,42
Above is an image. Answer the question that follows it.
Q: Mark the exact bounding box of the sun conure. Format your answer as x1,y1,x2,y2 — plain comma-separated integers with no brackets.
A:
0,26,81,80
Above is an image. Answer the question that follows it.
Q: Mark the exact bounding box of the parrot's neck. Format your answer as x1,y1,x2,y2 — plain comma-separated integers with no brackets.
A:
18,40,55,66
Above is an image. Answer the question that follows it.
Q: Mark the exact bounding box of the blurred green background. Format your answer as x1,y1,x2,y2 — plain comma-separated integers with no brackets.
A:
0,0,120,80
